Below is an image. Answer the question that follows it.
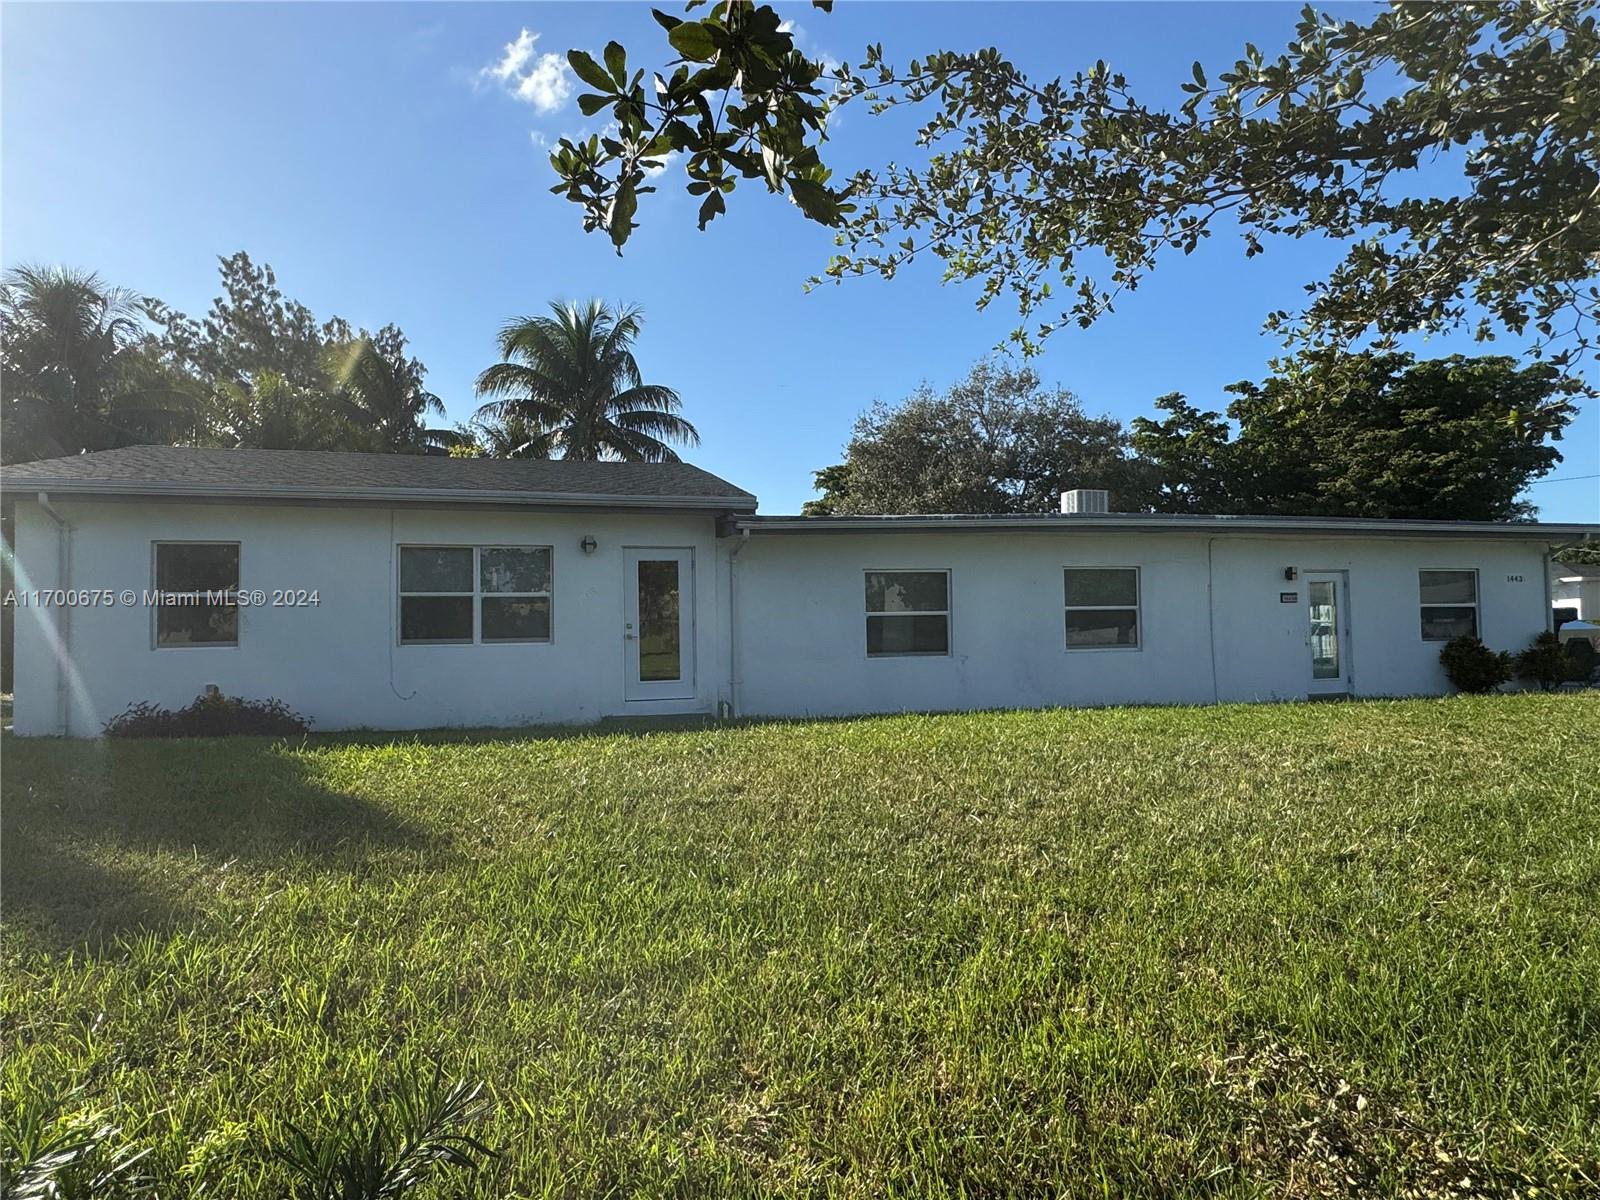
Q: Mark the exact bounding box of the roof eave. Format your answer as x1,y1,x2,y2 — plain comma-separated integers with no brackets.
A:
727,515,1599,539
5,479,757,512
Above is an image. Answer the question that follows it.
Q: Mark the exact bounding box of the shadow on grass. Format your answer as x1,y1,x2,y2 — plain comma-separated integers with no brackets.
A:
301,695,1425,750
2,737,443,953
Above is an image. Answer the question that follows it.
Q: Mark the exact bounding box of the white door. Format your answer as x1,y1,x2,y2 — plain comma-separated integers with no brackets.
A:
623,548,695,701
1305,571,1352,694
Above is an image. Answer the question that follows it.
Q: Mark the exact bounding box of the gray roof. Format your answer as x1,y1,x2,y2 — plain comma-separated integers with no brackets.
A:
730,512,1600,540
2,446,757,511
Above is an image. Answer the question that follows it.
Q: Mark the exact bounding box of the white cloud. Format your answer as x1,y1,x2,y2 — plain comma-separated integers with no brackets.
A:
480,28,572,115
515,54,572,112
643,150,681,179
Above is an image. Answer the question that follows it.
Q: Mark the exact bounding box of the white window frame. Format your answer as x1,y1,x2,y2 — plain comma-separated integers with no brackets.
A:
864,568,951,658
1418,568,1479,642
151,540,241,650
478,544,555,644
397,544,553,646
1064,565,1142,652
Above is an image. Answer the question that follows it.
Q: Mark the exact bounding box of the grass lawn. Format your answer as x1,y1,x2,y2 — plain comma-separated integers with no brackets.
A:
3,695,1598,1197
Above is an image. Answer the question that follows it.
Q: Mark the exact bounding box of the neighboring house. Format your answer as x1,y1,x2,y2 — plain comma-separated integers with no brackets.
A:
1551,560,1600,625
3,447,1595,735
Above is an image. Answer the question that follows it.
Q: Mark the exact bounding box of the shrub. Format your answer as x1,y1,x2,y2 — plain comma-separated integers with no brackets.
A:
1438,636,1511,694
1514,632,1579,691
271,1063,496,1200
104,689,310,738
0,1096,152,1200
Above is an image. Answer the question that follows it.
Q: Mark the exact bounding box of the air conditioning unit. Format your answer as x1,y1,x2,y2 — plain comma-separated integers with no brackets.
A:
1060,488,1110,514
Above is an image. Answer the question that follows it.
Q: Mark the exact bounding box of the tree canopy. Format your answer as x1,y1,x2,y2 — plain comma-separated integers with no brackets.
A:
1,265,194,464
807,352,1577,521
2,253,459,462
154,252,458,455
560,1,1600,362
1130,352,1580,521
804,359,1154,515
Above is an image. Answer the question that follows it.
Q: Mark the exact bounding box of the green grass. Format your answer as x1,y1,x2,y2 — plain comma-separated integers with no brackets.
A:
4,695,1598,1197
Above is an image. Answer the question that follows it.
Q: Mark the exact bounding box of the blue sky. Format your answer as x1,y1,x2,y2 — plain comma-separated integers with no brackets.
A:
4,2,1595,520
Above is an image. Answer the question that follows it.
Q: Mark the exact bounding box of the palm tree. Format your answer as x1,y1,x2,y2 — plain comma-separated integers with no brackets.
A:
456,411,557,459
326,336,463,454
1,265,194,463
472,301,697,462
204,371,350,451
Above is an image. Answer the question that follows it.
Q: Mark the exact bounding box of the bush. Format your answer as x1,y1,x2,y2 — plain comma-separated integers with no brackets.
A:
104,689,310,738
1438,636,1511,694
1514,632,1579,691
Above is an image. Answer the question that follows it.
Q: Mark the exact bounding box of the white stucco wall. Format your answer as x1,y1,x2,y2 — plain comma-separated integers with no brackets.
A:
730,530,1555,717
11,498,727,735
9,498,1563,735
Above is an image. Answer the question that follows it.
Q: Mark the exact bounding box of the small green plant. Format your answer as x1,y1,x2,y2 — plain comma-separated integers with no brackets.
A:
271,1062,497,1200
104,689,309,737
0,1098,152,1199
1438,635,1512,694
1514,632,1579,691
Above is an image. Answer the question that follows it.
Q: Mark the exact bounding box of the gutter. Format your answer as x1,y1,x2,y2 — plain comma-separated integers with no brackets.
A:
0,479,757,512
728,515,1599,540
36,492,71,735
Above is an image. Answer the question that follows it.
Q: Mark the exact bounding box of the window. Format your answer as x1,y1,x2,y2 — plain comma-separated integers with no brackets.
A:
479,547,552,642
865,570,949,656
399,545,551,645
154,542,239,646
1064,567,1140,649
1419,569,1478,641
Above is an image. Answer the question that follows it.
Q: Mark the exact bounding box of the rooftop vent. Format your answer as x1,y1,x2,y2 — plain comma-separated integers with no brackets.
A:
1060,488,1110,515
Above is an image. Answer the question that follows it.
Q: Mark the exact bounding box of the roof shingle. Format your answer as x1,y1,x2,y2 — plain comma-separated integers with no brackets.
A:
1,446,756,510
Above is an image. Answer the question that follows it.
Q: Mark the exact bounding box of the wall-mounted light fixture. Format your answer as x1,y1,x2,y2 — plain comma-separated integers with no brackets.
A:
1283,566,1298,581
580,535,598,555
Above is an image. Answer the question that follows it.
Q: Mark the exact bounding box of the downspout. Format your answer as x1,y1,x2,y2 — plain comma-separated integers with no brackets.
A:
36,492,71,735
1543,547,1554,633
727,527,750,718
1206,536,1220,704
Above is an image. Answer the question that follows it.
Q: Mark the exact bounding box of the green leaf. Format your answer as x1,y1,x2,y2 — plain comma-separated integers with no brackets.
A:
604,41,627,87
609,181,638,251
568,50,616,93
577,93,611,117
668,21,719,63
1191,61,1206,88
650,8,682,32
788,177,841,225
697,189,726,230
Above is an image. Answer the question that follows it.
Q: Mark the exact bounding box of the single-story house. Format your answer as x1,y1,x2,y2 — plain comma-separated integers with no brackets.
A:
3,446,1595,735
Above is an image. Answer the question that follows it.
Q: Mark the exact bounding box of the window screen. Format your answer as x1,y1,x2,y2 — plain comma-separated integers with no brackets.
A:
399,545,553,644
154,542,239,646
865,570,950,656
1419,569,1477,641
1065,567,1140,648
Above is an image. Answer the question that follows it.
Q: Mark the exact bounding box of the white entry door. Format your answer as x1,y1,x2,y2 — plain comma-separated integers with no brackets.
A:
623,548,695,701
1305,571,1352,694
